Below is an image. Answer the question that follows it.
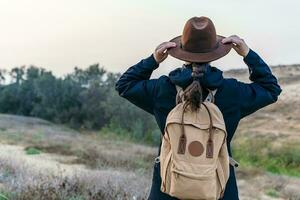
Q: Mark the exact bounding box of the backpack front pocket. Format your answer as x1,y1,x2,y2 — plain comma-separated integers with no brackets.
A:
169,163,217,200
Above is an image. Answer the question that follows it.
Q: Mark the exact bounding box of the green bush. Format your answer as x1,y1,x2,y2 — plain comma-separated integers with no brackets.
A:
233,138,300,177
67,196,85,200
265,189,279,197
0,66,161,145
100,120,160,146
25,147,41,155
0,193,9,200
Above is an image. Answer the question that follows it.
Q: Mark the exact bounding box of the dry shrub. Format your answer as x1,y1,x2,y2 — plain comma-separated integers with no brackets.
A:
73,146,153,170
0,157,150,200
26,143,73,156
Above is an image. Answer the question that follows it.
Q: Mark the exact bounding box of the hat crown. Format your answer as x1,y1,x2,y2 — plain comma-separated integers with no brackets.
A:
181,17,218,53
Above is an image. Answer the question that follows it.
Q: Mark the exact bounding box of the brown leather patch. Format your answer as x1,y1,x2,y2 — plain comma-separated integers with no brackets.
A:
188,141,204,157
206,140,214,158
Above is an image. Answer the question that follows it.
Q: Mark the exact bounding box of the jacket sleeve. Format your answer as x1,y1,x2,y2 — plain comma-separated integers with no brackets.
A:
115,54,159,114
237,49,282,118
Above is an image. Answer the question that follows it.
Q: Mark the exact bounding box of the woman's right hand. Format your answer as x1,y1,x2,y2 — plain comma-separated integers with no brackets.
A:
222,35,250,57
153,42,177,64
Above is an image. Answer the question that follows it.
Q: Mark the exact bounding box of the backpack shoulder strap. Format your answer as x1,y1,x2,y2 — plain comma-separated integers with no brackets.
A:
175,85,182,93
175,85,184,104
205,89,217,103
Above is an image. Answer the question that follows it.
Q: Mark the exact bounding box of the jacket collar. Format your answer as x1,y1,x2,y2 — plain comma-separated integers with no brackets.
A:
168,64,224,90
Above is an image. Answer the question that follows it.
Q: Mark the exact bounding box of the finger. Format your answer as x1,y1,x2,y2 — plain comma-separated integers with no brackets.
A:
231,35,240,39
161,52,168,60
228,35,240,41
221,37,233,44
232,45,240,52
222,37,242,46
156,42,175,51
222,35,240,43
157,42,176,53
161,42,176,51
156,42,168,51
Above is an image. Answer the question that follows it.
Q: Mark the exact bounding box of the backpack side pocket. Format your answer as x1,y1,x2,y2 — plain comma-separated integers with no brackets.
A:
160,150,172,193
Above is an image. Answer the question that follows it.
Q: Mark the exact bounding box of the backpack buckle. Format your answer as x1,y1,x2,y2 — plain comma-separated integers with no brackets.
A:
229,157,239,168
154,156,160,164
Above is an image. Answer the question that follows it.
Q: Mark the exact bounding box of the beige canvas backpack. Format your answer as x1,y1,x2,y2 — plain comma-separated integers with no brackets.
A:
159,86,230,200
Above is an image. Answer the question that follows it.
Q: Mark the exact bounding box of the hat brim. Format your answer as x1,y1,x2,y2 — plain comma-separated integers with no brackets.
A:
167,35,232,63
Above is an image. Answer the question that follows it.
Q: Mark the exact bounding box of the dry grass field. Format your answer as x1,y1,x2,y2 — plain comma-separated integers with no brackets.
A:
0,64,299,200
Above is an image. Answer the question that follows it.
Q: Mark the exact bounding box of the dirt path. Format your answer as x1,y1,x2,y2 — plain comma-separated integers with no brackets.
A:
0,143,86,176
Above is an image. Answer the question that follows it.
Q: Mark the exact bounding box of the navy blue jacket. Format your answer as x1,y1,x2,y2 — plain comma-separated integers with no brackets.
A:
115,49,281,200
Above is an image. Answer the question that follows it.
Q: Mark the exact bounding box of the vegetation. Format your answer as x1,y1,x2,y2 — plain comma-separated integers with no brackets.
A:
0,120,153,200
233,137,300,177
25,147,41,155
0,64,299,199
0,164,147,200
265,189,279,198
0,65,159,145
0,111,299,199
0,193,9,200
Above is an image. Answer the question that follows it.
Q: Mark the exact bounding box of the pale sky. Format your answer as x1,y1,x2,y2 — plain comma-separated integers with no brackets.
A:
0,0,299,77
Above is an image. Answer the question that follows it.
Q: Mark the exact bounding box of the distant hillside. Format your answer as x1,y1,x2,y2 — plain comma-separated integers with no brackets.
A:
224,64,300,84
223,64,300,142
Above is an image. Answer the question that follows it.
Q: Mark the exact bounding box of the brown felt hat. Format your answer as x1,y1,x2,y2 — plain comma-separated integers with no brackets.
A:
168,16,232,63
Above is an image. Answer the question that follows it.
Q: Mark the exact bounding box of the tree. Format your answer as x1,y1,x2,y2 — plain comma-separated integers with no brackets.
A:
0,64,159,144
